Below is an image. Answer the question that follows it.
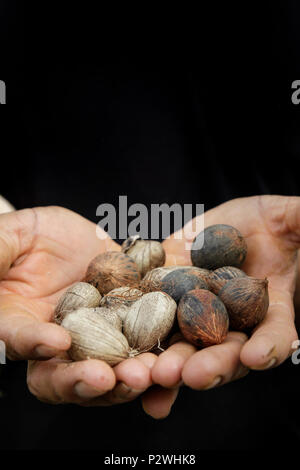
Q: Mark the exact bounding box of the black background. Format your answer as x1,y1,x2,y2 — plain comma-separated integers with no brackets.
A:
1,1,300,451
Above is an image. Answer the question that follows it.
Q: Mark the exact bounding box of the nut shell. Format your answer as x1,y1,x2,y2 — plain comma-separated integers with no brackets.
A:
122,237,166,277
100,286,143,309
84,251,140,295
191,224,247,270
54,282,102,324
123,291,177,352
92,307,123,331
208,266,247,294
100,287,144,321
218,277,269,331
177,289,229,348
160,269,209,303
143,266,180,283
62,308,132,365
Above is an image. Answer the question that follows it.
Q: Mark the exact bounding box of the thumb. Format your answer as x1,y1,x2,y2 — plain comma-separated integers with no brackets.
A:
0,209,71,360
0,295,71,360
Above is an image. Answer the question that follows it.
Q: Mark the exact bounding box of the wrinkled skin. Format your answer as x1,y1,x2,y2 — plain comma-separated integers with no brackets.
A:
0,195,300,419
142,195,299,415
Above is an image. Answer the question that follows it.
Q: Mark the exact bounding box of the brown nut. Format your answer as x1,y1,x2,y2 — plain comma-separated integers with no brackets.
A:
84,251,141,295
100,286,144,321
218,277,269,331
100,286,143,308
191,224,247,270
177,289,229,348
54,282,102,324
122,236,166,277
208,266,247,294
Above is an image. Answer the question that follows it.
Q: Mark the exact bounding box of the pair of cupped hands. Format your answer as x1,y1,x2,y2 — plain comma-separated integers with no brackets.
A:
0,195,299,418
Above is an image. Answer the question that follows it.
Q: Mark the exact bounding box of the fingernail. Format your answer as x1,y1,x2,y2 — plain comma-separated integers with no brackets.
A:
233,364,249,381
34,345,60,358
252,357,277,371
74,381,104,399
202,376,222,390
112,382,143,399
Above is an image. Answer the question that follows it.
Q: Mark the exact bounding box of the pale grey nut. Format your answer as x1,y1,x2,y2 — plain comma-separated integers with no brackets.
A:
123,291,177,352
62,308,136,366
121,238,166,278
92,307,122,331
54,282,102,324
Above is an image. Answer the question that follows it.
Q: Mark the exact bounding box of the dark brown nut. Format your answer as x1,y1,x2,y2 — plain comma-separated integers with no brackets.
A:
141,266,210,292
54,282,102,324
84,251,140,295
122,236,166,277
191,224,247,270
177,289,229,348
218,277,269,331
180,267,211,284
208,266,247,294
160,269,209,303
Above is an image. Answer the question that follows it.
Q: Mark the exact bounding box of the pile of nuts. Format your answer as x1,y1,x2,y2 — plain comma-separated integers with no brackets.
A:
54,225,269,366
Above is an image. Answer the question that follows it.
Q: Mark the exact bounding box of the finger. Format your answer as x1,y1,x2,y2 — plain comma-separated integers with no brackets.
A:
151,340,196,388
27,358,116,404
84,353,157,407
240,289,298,370
182,332,248,390
0,295,71,360
141,386,179,419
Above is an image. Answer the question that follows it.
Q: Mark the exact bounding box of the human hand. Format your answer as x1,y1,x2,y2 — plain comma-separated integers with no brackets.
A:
0,206,156,406
143,196,299,414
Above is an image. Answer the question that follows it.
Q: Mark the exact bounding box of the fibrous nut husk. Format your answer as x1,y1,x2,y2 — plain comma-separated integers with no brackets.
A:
177,289,229,348
100,287,143,309
208,266,247,294
92,307,123,331
160,268,209,303
62,308,135,365
122,236,166,277
191,224,247,270
84,251,141,295
100,287,144,321
143,265,210,283
54,282,102,324
218,277,269,331
143,266,179,283
123,291,177,352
